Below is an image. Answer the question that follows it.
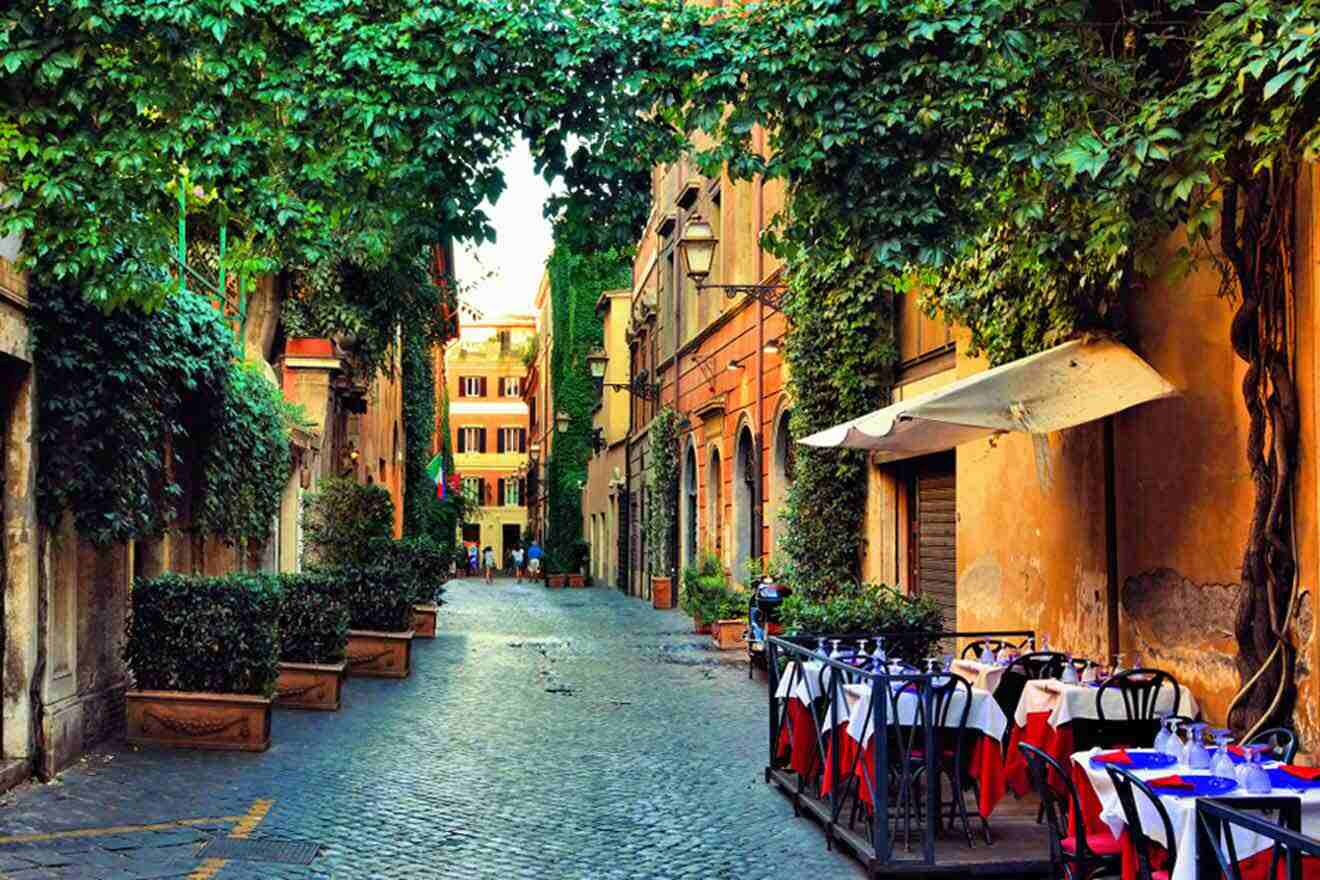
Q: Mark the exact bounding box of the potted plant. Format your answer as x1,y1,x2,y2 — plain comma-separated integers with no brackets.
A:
335,564,416,678
777,582,945,659
681,551,725,634
124,573,280,751
568,540,589,587
710,588,749,651
548,573,567,589
274,573,349,711
381,537,448,639
645,407,680,609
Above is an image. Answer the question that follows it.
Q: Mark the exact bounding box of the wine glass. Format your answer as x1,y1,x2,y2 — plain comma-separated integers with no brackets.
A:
873,636,887,664
815,637,827,657
1243,746,1272,794
829,638,843,660
1153,712,1171,753
1161,718,1184,762
1040,634,1051,652
1060,655,1079,685
1210,728,1236,780
1112,653,1127,677
1183,722,1211,770
979,642,996,665
941,653,954,672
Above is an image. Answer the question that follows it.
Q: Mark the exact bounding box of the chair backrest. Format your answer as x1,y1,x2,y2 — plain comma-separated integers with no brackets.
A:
1097,668,1180,722
1008,651,1067,681
1018,742,1093,863
1105,765,1177,879
1247,727,1299,764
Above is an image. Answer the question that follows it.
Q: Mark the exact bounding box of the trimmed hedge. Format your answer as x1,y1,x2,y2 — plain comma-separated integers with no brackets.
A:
332,565,415,633
376,536,449,606
277,573,350,665
125,573,281,697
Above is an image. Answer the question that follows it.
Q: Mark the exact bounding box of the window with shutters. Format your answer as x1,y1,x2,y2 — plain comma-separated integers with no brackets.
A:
459,426,483,453
462,477,482,506
502,376,521,397
502,478,520,507
459,376,484,397
499,427,524,453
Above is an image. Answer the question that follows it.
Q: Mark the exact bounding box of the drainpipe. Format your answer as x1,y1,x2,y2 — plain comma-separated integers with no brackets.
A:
755,155,766,569
1104,416,1120,663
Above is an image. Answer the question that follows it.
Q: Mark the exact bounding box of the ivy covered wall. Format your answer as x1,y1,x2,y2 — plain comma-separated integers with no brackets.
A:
542,242,632,573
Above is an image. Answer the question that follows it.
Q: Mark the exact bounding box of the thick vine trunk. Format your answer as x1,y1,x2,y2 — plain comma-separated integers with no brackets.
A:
1224,160,1301,738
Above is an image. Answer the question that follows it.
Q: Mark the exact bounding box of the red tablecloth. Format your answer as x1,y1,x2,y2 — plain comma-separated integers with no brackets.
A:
1005,711,1076,796
776,699,820,779
821,728,1007,818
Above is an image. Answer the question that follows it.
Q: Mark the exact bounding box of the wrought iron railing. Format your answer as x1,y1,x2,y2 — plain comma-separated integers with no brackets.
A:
765,630,1033,869
1195,796,1316,880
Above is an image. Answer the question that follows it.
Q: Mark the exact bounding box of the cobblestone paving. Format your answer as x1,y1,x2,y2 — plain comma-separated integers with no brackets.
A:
0,579,865,879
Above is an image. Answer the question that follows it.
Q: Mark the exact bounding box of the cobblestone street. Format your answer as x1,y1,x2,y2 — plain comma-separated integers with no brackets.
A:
0,579,864,879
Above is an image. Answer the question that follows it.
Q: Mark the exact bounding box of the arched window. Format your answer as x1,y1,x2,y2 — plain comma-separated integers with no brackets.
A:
770,408,794,551
682,442,698,568
733,426,759,583
706,445,722,556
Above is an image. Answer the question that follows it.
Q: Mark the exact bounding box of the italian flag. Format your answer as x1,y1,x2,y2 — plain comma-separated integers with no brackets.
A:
426,453,446,499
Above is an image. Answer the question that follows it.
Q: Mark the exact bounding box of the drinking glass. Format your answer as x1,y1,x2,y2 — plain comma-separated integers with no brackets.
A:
1243,746,1272,794
1112,653,1127,676
873,637,887,664
1040,634,1051,652
941,653,954,673
1060,655,1079,685
1153,712,1171,753
1210,728,1236,780
815,637,827,657
1161,718,1184,762
1183,722,1211,770
829,639,843,660
979,642,996,665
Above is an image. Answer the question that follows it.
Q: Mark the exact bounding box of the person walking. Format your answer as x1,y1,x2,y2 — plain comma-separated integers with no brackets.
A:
511,545,526,582
482,545,496,584
526,540,544,580
467,543,479,577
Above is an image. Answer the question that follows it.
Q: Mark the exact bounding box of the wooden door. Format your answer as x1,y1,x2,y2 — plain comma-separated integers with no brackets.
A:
910,453,957,629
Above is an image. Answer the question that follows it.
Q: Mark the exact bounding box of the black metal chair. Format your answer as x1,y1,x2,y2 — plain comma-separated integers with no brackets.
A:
912,673,992,847
1105,765,1176,880
1095,669,1181,750
1246,726,1299,764
1019,743,1122,880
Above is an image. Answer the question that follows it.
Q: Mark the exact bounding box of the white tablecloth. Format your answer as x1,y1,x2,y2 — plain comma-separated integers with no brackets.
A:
843,681,1008,746
1074,747,1320,880
951,659,1006,694
1014,679,1197,728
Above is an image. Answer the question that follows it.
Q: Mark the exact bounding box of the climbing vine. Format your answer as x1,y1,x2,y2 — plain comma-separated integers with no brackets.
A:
542,225,632,573
645,407,680,577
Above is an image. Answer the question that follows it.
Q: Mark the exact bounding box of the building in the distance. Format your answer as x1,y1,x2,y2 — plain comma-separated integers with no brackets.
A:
446,314,535,565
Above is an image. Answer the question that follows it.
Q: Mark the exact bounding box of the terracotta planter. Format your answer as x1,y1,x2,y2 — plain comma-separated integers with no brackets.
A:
711,619,747,651
345,629,414,679
412,603,439,639
692,613,712,635
547,574,566,589
275,661,346,711
652,576,673,609
285,337,335,358
126,691,271,752
568,574,586,588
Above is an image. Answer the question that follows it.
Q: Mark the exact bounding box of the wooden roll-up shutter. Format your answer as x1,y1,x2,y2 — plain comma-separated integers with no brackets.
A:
911,454,957,629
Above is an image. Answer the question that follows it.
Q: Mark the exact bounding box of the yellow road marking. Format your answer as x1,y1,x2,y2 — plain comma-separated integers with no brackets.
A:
0,816,246,846
187,798,274,880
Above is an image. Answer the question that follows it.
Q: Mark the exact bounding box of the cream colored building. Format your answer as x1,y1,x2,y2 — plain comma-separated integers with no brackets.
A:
582,289,632,587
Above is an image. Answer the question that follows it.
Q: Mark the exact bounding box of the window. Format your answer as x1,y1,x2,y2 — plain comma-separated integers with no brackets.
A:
498,427,526,454
459,376,486,398
462,477,482,506
502,376,522,397
500,477,522,507
458,426,486,453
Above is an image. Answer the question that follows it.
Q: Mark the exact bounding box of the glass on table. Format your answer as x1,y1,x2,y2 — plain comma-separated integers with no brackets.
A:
1153,712,1171,753
1183,722,1212,770
815,637,827,657
1060,655,1079,685
1210,728,1236,780
941,653,954,672
829,639,843,660
1161,717,1184,762
1242,745,1272,794
1112,653,1127,676
979,642,996,665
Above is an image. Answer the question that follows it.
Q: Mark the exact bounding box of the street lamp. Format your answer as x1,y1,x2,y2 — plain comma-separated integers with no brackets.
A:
586,347,608,380
586,346,660,400
679,215,787,312
529,441,541,463
555,410,571,433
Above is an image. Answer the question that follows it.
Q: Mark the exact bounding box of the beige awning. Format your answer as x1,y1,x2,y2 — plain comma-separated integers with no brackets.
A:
798,338,1177,461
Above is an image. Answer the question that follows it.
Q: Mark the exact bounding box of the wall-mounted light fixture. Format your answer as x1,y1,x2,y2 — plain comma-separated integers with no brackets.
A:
763,337,781,355
680,215,787,312
726,357,745,373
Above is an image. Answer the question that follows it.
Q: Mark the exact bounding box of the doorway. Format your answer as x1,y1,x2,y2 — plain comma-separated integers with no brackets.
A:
908,452,957,629
502,523,521,570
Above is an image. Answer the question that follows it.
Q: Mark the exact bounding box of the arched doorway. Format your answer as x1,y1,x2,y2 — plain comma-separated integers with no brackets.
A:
733,426,759,583
770,408,794,551
706,445,722,556
681,442,698,569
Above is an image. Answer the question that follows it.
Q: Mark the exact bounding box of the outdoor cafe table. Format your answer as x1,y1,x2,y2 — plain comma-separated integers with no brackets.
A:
813,678,1010,819
1071,747,1320,880
950,658,1007,694
1004,678,1199,796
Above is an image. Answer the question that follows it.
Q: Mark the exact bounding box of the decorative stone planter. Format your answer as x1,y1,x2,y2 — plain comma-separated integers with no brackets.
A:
275,661,346,711
568,574,586,588
711,619,747,651
652,576,673,609
547,574,567,589
126,691,271,752
345,629,414,679
412,603,439,639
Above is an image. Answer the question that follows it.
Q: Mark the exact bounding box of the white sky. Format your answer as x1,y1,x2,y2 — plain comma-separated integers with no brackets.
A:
453,140,555,318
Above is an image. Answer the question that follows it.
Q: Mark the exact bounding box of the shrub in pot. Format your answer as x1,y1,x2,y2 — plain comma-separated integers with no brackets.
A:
680,551,726,634
302,477,395,567
275,573,350,710
124,573,280,751
778,582,945,660
709,588,749,651
375,536,448,637
330,564,417,678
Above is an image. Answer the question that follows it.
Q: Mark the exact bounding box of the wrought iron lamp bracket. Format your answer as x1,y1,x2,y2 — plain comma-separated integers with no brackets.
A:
697,283,787,312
